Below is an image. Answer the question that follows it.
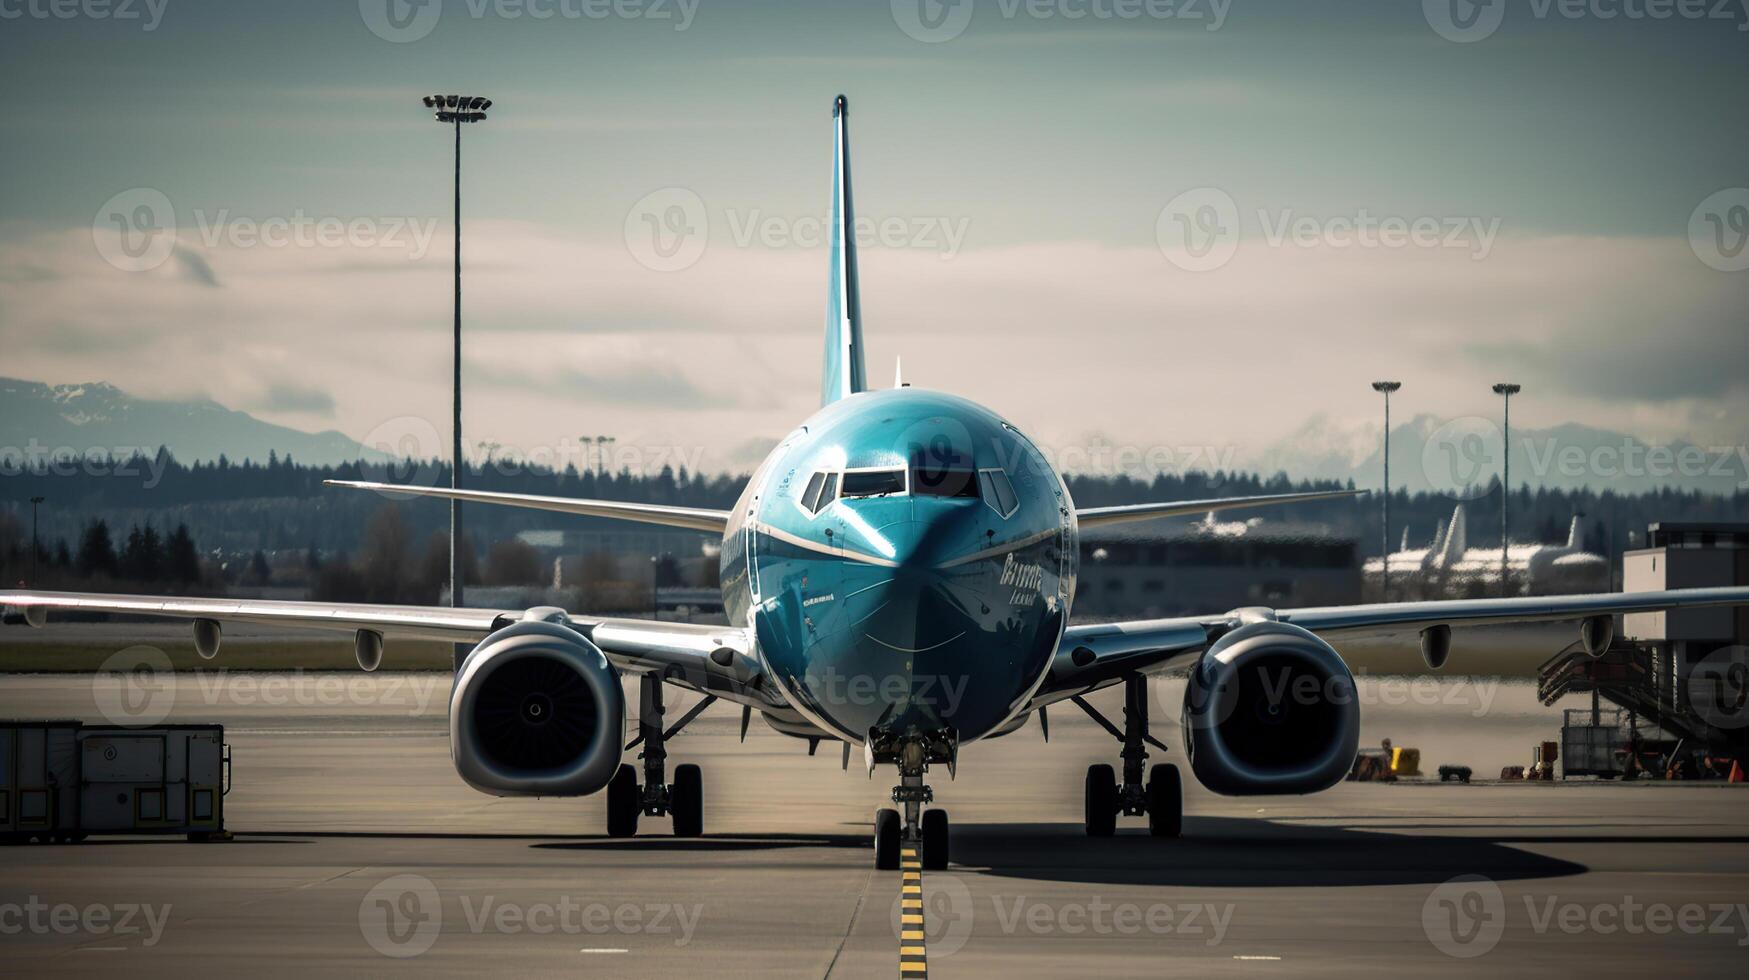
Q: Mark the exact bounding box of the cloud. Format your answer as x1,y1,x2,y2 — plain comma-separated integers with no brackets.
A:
1,220,1744,474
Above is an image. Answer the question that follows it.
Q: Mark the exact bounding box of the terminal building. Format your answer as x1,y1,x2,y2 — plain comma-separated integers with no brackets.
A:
1074,515,1359,619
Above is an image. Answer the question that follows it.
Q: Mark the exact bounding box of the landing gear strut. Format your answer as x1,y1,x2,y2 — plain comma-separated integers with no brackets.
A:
871,732,955,871
1074,675,1182,838
606,673,714,838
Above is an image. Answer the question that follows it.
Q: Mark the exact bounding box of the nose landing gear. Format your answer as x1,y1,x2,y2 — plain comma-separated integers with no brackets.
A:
870,731,955,870
1074,675,1182,838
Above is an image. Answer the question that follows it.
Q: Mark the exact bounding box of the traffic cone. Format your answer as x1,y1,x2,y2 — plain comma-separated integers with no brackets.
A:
1730,760,1745,783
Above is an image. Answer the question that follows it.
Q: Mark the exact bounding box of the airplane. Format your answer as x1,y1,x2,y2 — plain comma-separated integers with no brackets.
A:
6,94,1749,872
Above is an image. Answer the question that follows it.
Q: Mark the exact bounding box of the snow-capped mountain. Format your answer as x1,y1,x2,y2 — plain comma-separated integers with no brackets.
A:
0,377,373,466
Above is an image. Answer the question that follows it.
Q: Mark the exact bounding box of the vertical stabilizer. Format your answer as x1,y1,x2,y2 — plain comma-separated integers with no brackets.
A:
1567,515,1583,550
1440,505,1468,565
821,94,867,405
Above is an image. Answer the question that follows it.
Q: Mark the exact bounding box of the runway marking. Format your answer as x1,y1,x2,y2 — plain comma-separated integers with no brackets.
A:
1234,955,1282,961
898,846,927,978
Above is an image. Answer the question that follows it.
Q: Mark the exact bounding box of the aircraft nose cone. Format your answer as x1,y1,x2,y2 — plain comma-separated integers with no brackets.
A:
884,501,984,570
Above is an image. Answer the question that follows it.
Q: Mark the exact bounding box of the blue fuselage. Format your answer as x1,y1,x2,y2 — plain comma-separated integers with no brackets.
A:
719,389,1077,746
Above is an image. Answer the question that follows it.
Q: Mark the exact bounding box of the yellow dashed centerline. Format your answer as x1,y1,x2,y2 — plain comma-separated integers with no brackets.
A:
898,846,927,978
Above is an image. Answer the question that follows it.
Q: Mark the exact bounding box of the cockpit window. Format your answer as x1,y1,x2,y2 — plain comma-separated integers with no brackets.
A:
800,472,827,513
799,471,839,514
978,468,1019,518
912,465,980,499
840,468,905,498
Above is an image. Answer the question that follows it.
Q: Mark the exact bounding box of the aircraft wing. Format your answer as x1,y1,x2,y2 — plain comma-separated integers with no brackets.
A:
0,589,778,708
1026,586,1749,709
1074,488,1366,529
323,480,732,534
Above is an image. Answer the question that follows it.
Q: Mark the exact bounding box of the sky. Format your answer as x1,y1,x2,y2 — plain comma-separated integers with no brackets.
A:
1,0,1746,477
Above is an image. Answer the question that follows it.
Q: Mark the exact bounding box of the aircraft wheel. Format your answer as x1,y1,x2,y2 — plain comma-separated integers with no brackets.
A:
1085,764,1118,837
1147,763,1183,838
671,763,703,838
606,764,640,838
873,807,902,870
921,808,950,870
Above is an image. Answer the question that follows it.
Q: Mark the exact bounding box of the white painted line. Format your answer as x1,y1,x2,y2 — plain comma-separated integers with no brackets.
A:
579,948,629,954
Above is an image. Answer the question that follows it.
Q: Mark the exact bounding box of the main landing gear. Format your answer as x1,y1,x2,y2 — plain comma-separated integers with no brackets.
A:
871,733,954,871
606,673,715,838
1073,675,1182,838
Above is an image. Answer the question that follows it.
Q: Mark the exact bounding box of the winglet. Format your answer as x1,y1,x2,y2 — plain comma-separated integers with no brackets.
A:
821,94,867,406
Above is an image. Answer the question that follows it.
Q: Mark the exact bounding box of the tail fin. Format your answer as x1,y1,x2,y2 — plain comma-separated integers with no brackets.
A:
1440,504,1468,565
1567,515,1583,550
821,94,867,405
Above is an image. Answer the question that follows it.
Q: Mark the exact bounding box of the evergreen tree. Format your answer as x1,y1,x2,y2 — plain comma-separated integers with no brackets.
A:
76,520,118,578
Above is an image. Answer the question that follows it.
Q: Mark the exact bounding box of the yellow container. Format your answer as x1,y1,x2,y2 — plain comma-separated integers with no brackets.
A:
1390,747,1422,777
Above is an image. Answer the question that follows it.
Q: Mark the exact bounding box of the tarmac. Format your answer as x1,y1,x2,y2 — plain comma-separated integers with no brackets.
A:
2,672,1747,979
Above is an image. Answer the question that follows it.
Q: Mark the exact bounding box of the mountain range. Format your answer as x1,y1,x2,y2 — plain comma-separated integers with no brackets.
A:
0,377,372,467
2,377,1743,495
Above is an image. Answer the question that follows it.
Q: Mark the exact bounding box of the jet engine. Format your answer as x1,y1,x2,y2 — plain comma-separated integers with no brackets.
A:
450,619,624,796
1181,620,1360,795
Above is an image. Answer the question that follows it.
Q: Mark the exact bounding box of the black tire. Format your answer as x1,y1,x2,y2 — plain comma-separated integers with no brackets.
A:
670,763,703,838
606,764,640,838
874,807,902,870
1147,763,1183,838
921,809,950,870
1085,763,1118,837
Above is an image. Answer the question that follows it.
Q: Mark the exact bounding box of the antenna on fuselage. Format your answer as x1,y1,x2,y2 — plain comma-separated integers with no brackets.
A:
821,94,868,406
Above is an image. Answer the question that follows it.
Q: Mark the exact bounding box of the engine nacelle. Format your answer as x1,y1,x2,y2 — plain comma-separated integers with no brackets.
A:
450,620,625,796
1182,620,1360,796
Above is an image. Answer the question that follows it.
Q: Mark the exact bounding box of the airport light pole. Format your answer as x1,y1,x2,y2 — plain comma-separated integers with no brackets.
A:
1492,382,1521,598
422,94,490,641
29,496,44,586
1371,382,1401,602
